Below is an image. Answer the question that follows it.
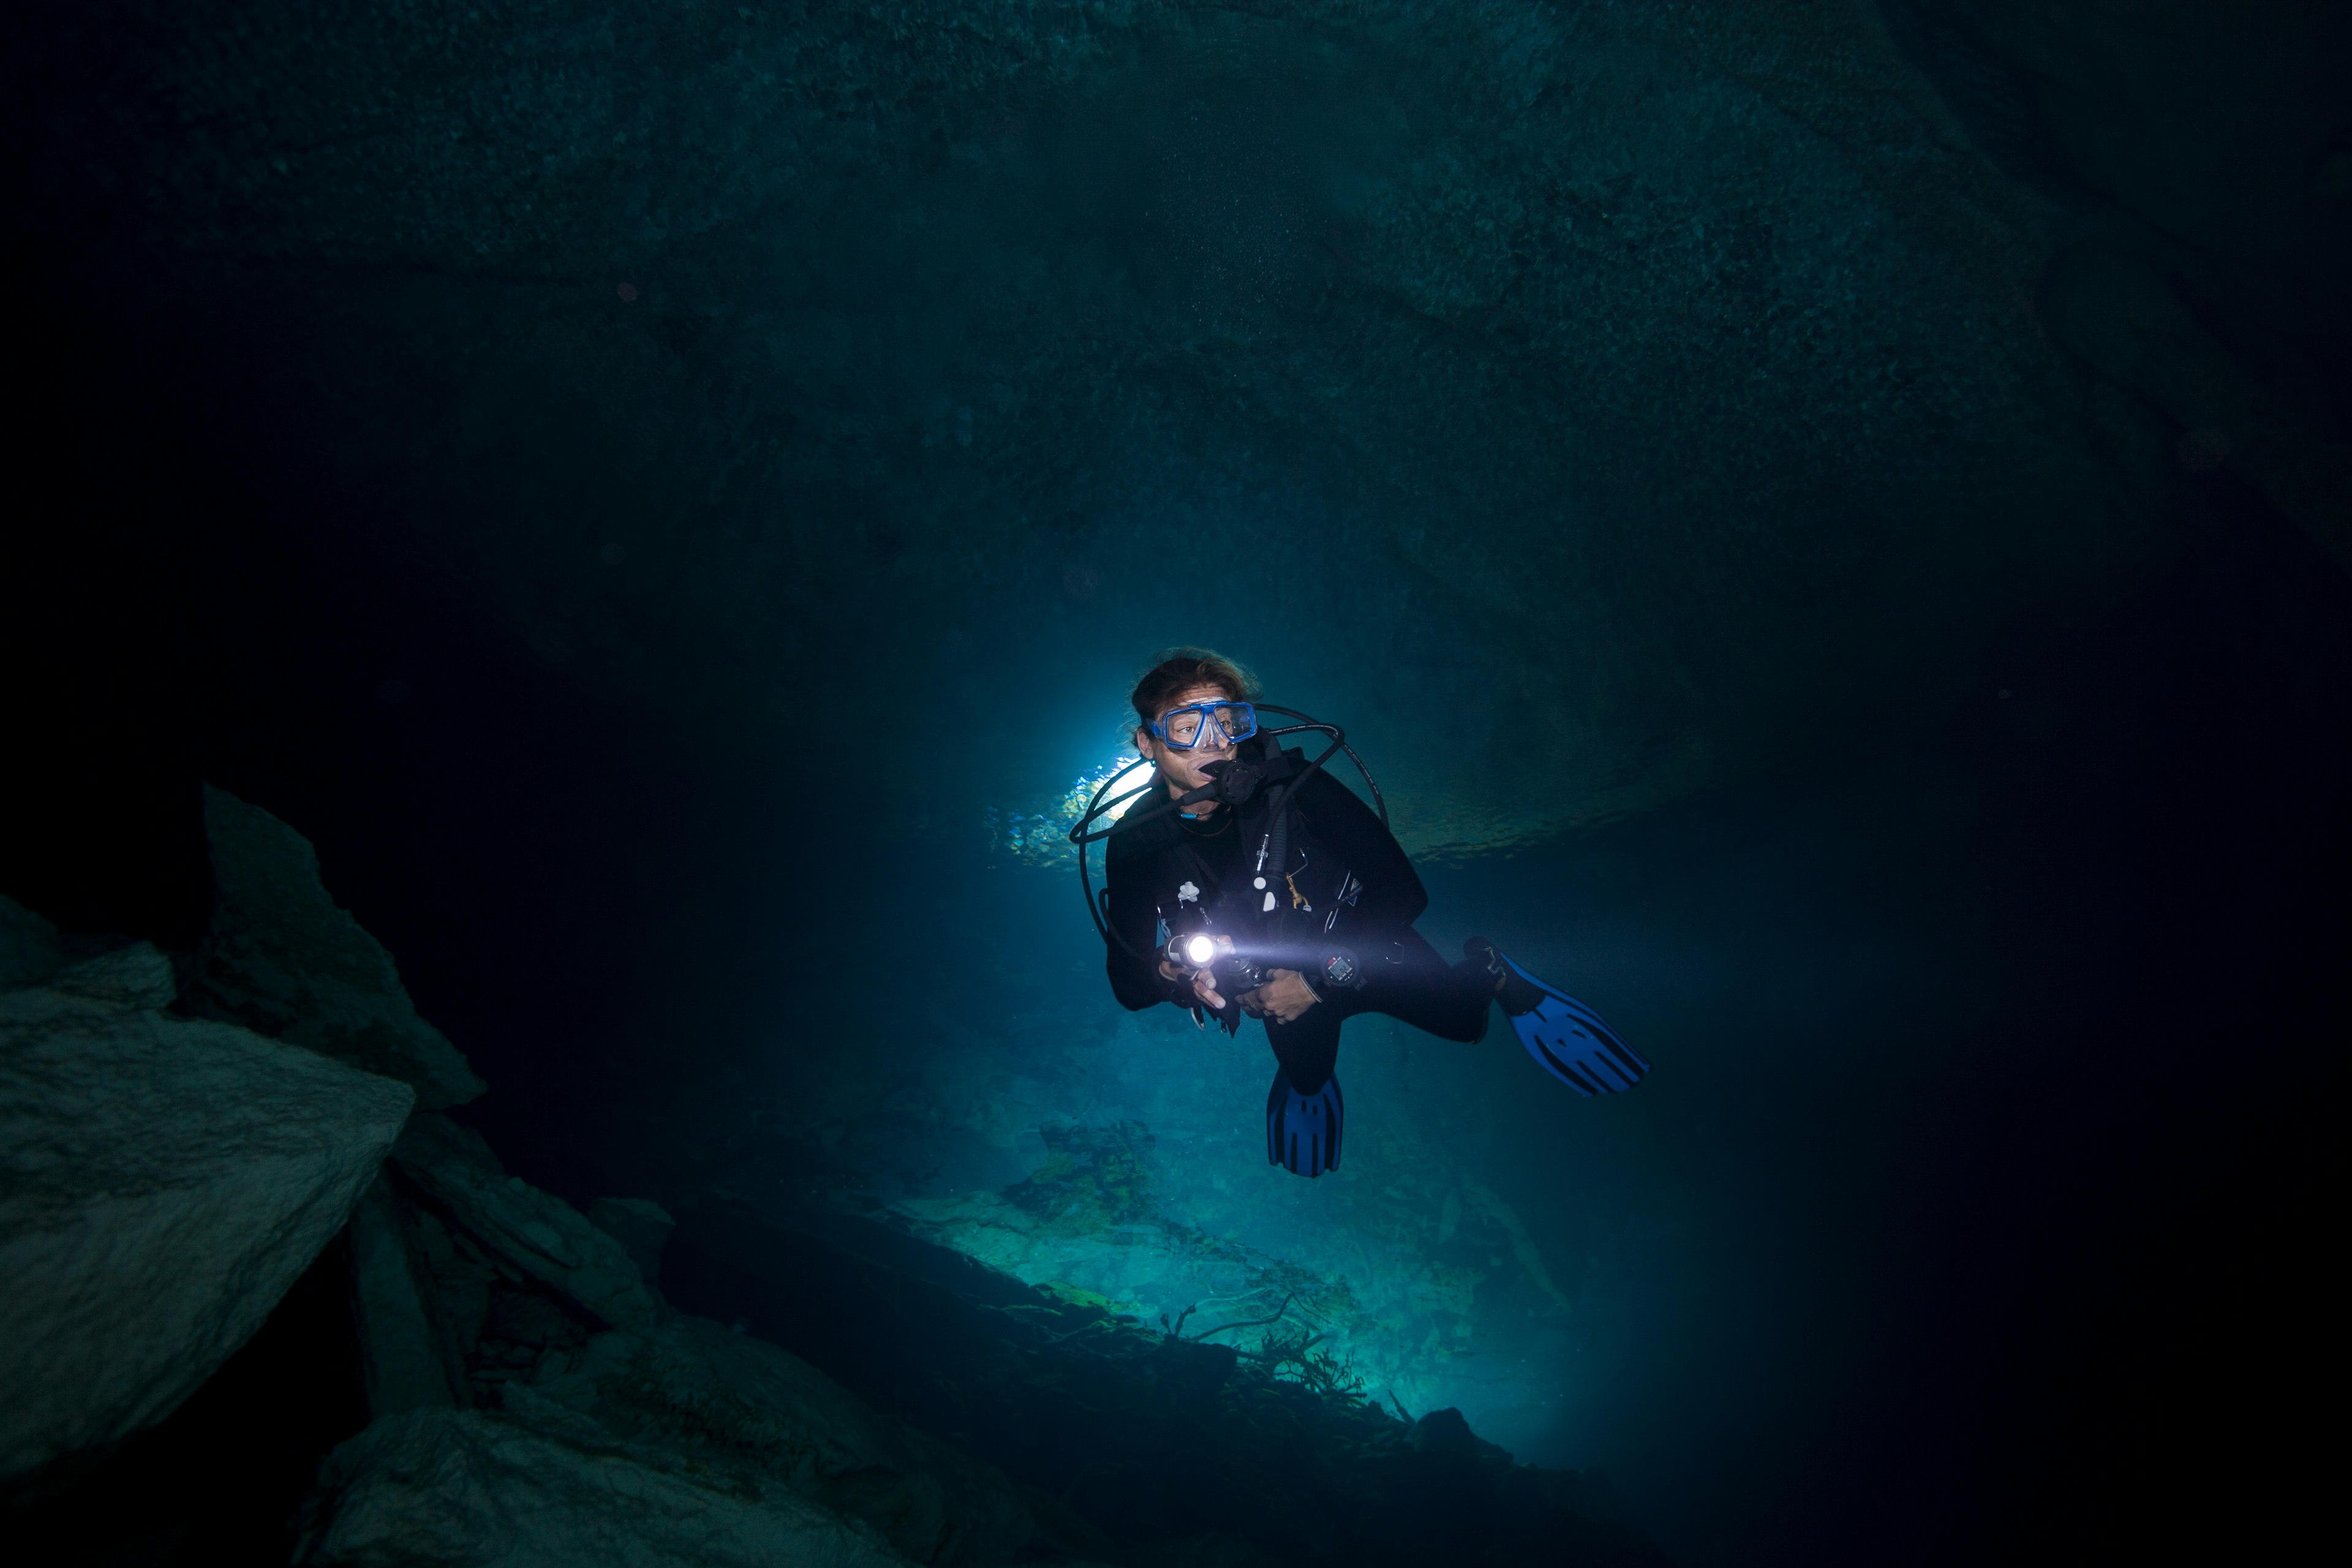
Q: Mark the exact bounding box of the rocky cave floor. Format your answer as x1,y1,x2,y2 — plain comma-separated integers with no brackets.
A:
3,789,1666,1568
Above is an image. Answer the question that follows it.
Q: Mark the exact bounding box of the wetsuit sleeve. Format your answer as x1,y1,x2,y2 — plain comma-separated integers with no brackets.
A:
1103,841,1182,1012
1295,769,1427,932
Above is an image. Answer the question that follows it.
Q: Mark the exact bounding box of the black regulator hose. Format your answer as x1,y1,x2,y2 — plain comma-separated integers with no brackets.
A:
1068,705,1385,960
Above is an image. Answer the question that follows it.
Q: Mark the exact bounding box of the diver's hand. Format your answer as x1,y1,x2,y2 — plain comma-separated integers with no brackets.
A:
1158,958,1229,1012
1241,969,1320,1023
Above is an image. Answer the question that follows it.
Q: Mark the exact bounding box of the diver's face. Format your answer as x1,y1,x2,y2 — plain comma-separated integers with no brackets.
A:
1136,681,1240,807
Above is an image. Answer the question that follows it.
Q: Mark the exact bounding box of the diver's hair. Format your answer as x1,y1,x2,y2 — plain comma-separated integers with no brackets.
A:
1131,647,1262,729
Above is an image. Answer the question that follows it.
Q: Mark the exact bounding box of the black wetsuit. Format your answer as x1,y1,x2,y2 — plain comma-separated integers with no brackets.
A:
1102,750,1492,1094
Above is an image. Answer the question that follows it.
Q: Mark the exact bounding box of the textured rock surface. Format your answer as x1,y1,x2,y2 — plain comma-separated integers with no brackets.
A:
295,1403,914,1568
390,1112,658,1333
23,0,2290,851
0,895,69,989
347,1177,463,1418
1884,1,2352,570
2040,238,2351,567
315,1116,1031,1564
7,5,2344,846
190,785,483,1109
0,965,413,1493
45,941,181,1011
662,1202,1671,1567
527,1317,1031,1566
586,1196,678,1286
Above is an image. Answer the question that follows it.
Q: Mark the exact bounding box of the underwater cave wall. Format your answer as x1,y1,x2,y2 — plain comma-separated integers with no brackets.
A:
4,3,2348,1566
11,0,2260,848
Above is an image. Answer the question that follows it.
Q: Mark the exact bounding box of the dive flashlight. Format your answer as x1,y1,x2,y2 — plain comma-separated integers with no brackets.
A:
1167,931,1255,983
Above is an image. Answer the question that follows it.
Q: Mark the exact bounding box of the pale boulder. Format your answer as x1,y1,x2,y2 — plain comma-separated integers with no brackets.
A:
0,962,413,1493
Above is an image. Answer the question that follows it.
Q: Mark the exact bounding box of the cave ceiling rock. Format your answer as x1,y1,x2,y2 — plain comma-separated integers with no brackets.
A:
70,0,2184,848
1885,2,2352,570
190,785,486,1110
0,955,415,1496
389,1110,659,1333
2041,239,2352,570
108,0,1144,273
1912,0,2351,331
295,1403,921,1568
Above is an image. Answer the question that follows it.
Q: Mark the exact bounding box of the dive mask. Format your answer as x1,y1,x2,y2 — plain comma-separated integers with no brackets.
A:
1149,699,1257,751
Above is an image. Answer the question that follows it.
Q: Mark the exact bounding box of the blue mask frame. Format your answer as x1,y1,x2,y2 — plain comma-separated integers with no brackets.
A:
1148,699,1258,751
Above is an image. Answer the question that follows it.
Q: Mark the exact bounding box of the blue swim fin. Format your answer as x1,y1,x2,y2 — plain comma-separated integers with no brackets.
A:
1266,1069,1343,1177
1479,945,1650,1096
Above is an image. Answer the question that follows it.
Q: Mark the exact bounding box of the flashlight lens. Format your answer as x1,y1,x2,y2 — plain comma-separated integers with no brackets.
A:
1185,935,1216,965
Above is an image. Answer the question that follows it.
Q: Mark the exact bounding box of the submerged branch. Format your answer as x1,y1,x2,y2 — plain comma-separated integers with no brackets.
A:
1191,1291,1295,1342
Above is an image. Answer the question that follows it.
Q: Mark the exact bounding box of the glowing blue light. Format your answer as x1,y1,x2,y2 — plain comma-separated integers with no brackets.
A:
1102,756,1155,821
990,752,1160,866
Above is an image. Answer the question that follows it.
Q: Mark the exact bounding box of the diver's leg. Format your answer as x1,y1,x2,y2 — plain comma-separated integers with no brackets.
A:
1266,929,1493,1087
1461,936,1653,1094
1264,1007,1347,1176
1264,995,1344,1095
1360,929,1494,1043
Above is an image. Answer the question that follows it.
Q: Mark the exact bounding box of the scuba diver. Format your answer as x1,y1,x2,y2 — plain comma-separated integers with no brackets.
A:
1073,649,1649,1179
